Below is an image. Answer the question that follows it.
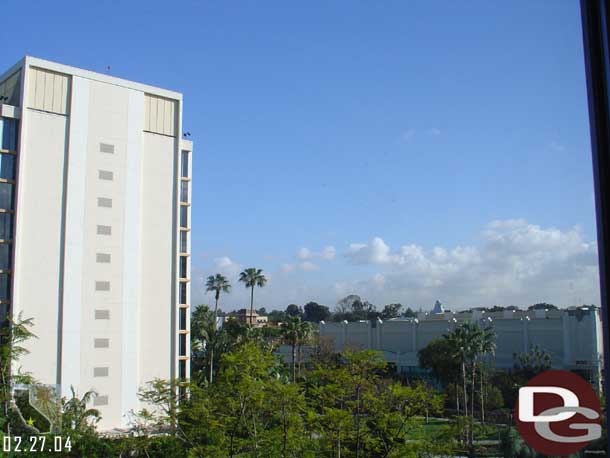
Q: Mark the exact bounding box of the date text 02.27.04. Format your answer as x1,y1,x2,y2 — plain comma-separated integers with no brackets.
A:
3,436,73,453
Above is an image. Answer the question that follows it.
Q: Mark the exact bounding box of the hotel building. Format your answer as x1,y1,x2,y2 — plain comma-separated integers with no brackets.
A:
0,56,192,430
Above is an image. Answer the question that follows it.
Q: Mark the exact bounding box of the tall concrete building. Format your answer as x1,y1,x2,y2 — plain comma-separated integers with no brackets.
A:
0,57,192,430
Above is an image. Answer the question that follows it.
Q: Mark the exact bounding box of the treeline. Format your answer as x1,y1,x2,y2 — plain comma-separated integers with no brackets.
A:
222,296,596,325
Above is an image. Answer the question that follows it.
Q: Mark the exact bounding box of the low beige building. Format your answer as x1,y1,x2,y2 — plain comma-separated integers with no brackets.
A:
230,309,269,327
320,305,603,383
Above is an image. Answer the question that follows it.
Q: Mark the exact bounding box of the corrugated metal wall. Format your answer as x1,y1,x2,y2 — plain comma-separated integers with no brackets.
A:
27,67,71,115
144,93,176,137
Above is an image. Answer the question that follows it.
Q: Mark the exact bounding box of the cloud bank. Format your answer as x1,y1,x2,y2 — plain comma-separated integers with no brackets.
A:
193,220,600,311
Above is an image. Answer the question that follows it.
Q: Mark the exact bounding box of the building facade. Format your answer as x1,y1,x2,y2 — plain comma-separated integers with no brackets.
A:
229,309,269,327
319,306,603,383
0,56,192,430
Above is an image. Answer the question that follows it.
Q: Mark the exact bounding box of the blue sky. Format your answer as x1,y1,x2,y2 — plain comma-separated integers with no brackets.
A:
2,0,600,311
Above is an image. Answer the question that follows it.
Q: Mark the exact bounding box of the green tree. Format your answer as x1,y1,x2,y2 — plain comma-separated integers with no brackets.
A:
380,304,402,320
205,274,232,383
303,302,330,323
418,338,461,412
514,344,552,379
62,387,101,433
190,304,215,379
0,313,37,435
475,326,496,423
285,304,302,318
281,316,301,382
238,268,268,326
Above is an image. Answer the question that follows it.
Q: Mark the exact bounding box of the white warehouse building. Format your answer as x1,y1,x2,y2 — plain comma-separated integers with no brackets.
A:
0,56,192,430
319,305,603,382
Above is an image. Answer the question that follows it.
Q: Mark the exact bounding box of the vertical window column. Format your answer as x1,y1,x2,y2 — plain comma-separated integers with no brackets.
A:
0,117,17,323
177,149,191,381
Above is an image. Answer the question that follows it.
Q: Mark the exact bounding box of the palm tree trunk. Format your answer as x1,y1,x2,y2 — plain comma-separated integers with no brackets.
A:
250,286,255,326
462,362,468,418
471,363,476,420
210,295,219,384
292,343,297,382
480,364,485,423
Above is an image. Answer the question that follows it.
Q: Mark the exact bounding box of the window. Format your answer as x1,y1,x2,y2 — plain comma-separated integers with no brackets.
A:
95,281,110,291
181,181,189,202
181,150,189,178
179,333,187,357
93,395,108,406
94,338,109,348
0,273,10,301
180,206,188,227
179,360,186,379
100,143,114,154
0,213,12,240
0,154,15,180
98,170,113,181
180,256,187,279
179,282,187,304
0,244,11,270
0,183,13,210
97,225,112,235
180,231,188,253
0,118,18,151
97,197,112,208
93,367,109,377
180,307,187,330
94,309,110,320
96,253,111,263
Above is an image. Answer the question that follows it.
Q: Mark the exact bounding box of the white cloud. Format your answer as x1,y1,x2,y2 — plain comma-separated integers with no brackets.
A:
320,246,336,260
213,256,242,277
297,245,336,261
426,127,441,136
300,261,320,271
346,237,401,265
195,220,599,312
341,220,599,309
297,248,312,260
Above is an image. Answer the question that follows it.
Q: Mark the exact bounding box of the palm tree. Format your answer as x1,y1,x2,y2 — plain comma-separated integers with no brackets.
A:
205,274,232,383
477,325,496,423
281,316,300,382
238,268,267,326
296,321,313,377
62,386,100,432
445,321,481,450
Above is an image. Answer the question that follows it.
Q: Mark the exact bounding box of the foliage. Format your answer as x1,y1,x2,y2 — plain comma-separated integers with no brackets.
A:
285,304,303,318
527,302,558,311
418,338,460,387
333,295,378,321
302,301,331,323
514,344,552,379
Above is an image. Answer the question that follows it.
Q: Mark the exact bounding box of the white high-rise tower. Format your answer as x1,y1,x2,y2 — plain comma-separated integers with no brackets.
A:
0,56,192,430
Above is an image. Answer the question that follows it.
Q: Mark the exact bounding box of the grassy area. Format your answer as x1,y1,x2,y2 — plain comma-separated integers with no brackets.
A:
408,417,503,442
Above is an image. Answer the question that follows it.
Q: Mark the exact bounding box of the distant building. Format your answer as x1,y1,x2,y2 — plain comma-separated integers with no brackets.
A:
230,309,268,327
320,304,603,384
431,300,444,314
